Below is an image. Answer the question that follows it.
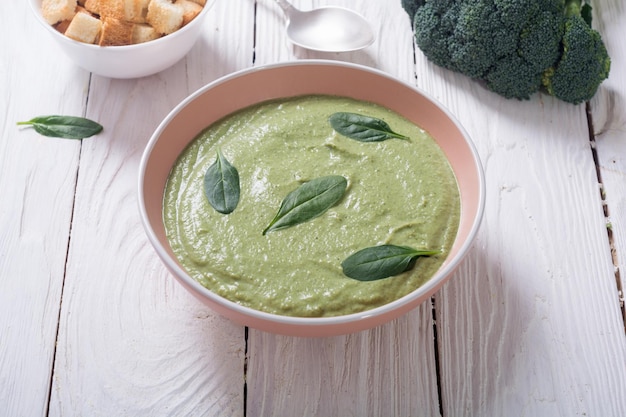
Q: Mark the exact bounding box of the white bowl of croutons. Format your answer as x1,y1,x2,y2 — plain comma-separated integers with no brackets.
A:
30,0,213,78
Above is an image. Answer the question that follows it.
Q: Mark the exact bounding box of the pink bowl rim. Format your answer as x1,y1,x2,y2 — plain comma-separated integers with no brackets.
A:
138,60,486,330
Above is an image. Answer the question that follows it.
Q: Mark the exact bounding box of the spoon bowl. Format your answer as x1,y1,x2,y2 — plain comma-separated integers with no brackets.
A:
276,0,375,52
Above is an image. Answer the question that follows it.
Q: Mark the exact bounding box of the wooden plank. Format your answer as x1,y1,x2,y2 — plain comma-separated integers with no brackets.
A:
47,1,255,415
591,0,626,323
247,308,440,417
0,2,89,416
247,1,442,416
407,1,626,414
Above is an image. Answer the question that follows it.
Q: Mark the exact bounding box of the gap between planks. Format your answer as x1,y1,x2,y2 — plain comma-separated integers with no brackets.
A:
44,74,93,417
586,102,626,330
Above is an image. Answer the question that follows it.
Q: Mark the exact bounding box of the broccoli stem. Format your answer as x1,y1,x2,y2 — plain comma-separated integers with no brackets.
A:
564,0,582,17
565,0,593,28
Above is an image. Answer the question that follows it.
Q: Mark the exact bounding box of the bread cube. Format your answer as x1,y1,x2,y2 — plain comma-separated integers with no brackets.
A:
147,0,184,35
54,19,72,35
83,0,125,19
102,0,126,19
42,0,78,25
124,0,151,23
65,11,102,44
55,6,91,36
83,0,101,14
176,0,202,26
98,17,133,46
131,23,161,44
188,0,206,5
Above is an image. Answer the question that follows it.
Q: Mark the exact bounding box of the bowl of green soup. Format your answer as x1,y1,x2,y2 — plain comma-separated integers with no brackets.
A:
138,60,485,336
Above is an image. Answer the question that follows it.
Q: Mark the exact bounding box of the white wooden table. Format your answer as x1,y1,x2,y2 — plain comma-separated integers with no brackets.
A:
2,1,626,416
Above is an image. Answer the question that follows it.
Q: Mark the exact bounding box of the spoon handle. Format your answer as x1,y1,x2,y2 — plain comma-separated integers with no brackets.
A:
275,0,297,15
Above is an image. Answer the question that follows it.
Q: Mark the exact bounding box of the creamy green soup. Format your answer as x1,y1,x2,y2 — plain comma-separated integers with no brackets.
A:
163,95,460,317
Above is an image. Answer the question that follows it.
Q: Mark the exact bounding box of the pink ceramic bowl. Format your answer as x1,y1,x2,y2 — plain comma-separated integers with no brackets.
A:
138,61,485,336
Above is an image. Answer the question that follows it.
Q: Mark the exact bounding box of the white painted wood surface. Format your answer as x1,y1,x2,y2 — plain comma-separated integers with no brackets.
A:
1,1,625,416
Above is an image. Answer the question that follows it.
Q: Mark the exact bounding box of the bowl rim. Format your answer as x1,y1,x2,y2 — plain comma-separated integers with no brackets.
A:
28,0,215,50
138,60,486,329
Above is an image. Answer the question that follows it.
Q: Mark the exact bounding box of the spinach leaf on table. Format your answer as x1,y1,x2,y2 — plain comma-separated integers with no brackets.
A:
17,115,103,139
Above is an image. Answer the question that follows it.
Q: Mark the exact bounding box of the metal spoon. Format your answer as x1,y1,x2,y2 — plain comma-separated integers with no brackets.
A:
274,0,375,52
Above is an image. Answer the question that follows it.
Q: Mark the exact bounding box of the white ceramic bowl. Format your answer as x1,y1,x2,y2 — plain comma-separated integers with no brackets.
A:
29,0,214,78
138,61,486,336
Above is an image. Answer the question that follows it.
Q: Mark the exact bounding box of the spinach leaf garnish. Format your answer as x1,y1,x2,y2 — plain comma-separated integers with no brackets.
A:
329,112,410,142
342,244,439,281
204,149,240,214
17,115,103,139
263,175,347,235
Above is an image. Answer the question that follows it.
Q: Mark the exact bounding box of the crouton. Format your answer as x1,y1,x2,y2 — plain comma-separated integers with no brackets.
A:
42,0,77,25
98,17,133,46
176,0,202,26
54,19,72,35
124,0,151,23
83,0,126,19
147,0,184,35
99,0,126,19
56,5,94,34
65,11,102,44
131,23,162,44
83,0,101,14
47,0,200,46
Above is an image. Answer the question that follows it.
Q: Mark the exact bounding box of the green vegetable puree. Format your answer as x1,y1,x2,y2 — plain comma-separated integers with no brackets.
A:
163,95,460,317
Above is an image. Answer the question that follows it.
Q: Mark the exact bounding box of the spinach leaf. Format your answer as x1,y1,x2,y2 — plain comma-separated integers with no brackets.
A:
342,244,439,281
263,175,347,235
329,112,410,142
204,149,240,214
17,115,103,139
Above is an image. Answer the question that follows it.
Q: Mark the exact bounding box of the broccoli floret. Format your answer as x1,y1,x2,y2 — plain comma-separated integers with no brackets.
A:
542,2,611,104
485,54,545,100
412,1,463,71
401,0,425,21
484,8,564,99
402,0,610,104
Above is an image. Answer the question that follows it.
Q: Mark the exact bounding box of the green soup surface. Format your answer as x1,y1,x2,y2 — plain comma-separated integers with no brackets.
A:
163,95,460,317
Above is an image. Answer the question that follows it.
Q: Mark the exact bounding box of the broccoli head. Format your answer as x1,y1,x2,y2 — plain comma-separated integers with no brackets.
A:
402,0,611,104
